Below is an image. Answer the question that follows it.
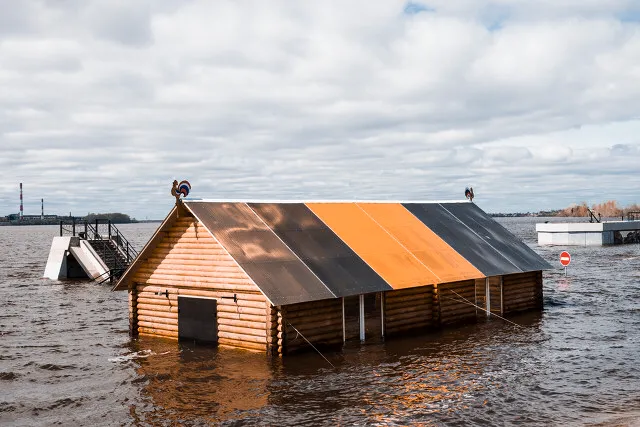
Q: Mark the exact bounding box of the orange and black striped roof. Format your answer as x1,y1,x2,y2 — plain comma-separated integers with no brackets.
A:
182,201,550,306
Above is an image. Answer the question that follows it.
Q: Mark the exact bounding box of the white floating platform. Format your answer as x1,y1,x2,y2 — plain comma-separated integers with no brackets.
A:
44,236,109,280
536,220,640,246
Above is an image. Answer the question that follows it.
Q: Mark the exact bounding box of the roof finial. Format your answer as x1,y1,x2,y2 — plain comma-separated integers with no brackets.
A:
465,186,474,202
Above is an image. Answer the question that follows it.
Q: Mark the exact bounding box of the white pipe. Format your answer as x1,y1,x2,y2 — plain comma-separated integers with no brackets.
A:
485,278,491,317
342,297,346,342
380,293,385,338
359,294,365,342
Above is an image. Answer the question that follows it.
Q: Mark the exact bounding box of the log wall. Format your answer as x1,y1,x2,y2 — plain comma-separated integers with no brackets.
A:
502,271,543,314
131,214,269,352
437,280,477,325
384,286,434,336
280,298,343,354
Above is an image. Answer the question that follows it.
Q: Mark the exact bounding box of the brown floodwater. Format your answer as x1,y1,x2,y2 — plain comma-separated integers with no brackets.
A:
1,218,639,426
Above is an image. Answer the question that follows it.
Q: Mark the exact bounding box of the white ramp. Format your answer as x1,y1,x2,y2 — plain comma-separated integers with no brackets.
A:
69,241,109,280
44,236,110,280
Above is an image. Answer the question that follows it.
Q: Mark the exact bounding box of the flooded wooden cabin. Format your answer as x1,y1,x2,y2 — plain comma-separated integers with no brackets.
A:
113,201,551,355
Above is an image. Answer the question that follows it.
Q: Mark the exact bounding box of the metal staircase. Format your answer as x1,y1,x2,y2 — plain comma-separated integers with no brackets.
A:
59,219,138,284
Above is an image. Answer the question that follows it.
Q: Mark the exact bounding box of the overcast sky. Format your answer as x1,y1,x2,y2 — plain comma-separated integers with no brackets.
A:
1,0,639,219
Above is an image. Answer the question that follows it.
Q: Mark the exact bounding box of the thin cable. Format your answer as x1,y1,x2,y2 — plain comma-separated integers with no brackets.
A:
446,289,525,329
287,322,335,368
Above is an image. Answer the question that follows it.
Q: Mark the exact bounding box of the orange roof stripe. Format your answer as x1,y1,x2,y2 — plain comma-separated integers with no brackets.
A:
306,203,438,289
357,203,484,283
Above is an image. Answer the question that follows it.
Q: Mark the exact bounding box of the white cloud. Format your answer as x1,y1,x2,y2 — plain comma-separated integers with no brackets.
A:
0,0,639,218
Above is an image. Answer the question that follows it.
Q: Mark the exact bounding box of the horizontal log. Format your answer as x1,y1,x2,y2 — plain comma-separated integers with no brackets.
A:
135,270,254,284
135,296,265,312
218,324,266,338
136,285,265,300
386,319,432,330
385,300,432,311
140,264,243,274
385,322,433,334
147,253,235,262
137,269,249,282
138,315,176,327
286,299,342,312
286,330,343,345
146,257,237,267
284,307,342,320
133,276,256,290
138,309,177,320
159,237,219,245
218,312,267,324
218,331,267,344
385,294,432,305
286,314,343,329
439,300,477,311
385,309,433,323
286,324,342,338
154,244,224,252
138,328,178,339
218,340,266,352
138,320,179,331
137,268,249,281
440,311,476,322
137,302,176,313
218,305,268,316
164,230,214,237
385,286,434,298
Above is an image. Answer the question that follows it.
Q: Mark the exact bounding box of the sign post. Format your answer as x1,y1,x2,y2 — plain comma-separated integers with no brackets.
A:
560,251,571,276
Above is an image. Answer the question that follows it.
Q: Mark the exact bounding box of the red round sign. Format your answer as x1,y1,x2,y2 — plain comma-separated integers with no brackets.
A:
560,251,571,266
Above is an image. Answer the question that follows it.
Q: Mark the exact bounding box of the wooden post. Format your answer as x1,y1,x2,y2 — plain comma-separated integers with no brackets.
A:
266,303,278,356
277,306,286,356
129,285,138,337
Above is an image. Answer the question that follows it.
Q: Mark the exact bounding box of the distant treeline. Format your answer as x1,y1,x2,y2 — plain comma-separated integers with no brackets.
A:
85,213,136,223
555,201,640,218
491,201,640,218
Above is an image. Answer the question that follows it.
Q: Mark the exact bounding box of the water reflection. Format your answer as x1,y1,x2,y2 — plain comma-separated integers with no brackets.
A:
130,313,547,425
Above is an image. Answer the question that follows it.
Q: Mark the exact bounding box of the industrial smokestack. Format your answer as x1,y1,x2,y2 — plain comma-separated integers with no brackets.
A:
20,183,23,220
41,198,44,220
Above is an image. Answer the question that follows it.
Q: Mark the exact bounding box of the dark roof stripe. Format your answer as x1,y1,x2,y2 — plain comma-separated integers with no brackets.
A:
403,203,524,277
249,203,392,297
185,202,336,306
439,202,552,272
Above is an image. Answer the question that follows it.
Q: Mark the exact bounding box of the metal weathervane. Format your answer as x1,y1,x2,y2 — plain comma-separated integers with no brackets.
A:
171,180,191,204
465,187,474,202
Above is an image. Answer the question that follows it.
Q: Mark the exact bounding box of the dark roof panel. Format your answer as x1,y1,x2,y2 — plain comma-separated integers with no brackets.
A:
439,203,553,272
404,203,522,277
185,202,335,305
249,203,392,297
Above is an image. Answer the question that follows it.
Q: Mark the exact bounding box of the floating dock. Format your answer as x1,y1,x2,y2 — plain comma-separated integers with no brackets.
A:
44,220,137,283
536,220,640,246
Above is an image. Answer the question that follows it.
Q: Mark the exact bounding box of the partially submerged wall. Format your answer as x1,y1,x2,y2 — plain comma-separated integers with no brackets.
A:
131,214,269,351
384,286,434,336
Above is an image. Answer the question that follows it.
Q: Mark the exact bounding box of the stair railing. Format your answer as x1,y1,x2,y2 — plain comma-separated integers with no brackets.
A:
60,219,139,264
